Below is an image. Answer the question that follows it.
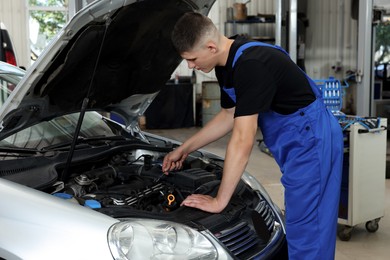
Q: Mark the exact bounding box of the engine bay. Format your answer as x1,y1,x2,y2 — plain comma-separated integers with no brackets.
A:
0,139,283,259
50,147,224,217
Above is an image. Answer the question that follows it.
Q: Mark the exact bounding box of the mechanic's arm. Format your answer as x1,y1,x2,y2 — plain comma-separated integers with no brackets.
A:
181,114,258,213
162,107,235,172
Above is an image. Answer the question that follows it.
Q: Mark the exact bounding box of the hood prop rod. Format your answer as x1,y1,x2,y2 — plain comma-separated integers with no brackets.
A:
61,18,111,181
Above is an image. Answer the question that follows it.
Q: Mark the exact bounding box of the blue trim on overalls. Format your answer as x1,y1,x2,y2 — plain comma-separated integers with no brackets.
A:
225,41,343,260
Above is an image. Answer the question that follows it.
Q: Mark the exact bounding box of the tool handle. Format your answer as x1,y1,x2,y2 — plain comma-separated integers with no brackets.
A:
358,126,387,134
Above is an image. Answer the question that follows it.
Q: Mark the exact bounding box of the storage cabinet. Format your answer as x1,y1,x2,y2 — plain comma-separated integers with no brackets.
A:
337,117,387,241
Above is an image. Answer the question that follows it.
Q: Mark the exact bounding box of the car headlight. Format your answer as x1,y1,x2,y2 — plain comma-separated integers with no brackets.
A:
107,219,218,260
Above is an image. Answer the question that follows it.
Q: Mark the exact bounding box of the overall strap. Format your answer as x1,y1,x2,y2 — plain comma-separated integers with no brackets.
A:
224,41,321,103
232,42,288,67
223,41,287,103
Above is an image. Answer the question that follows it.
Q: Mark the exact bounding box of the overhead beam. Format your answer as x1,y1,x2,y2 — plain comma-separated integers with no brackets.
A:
275,0,282,47
289,0,297,62
356,0,373,116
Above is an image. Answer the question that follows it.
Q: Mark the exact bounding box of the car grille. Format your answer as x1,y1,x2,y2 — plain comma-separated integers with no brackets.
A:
256,200,275,233
215,221,261,257
214,198,276,259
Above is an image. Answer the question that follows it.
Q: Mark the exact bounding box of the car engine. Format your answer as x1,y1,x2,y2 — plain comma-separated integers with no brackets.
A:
51,148,223,216
46,146,222,217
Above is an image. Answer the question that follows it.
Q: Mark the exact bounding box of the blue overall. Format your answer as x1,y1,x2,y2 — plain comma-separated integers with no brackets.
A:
223,42,343,260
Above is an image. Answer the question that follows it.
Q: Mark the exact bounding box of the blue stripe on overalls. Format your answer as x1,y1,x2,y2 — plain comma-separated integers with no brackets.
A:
224,42,343,260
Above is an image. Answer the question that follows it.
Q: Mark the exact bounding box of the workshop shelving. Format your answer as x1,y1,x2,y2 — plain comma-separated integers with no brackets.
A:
224,15,276,43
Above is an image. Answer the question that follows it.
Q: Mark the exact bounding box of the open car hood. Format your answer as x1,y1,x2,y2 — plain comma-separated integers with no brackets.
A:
0,0,215,138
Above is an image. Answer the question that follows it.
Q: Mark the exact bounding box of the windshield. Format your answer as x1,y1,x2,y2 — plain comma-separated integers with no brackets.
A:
0,111,117,150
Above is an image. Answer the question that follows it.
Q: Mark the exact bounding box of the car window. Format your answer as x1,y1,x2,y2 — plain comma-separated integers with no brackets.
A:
0,71,23,107
0,61,25,107
0,111,117,150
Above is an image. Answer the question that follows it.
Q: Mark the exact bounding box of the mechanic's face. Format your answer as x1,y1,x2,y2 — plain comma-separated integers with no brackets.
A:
181,44,218,73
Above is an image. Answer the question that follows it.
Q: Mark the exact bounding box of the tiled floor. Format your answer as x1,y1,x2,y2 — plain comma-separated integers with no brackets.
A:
146,127,390,260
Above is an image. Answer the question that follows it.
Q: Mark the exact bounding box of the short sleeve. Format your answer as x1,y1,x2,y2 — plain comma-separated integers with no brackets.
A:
220,87,236,108
233,59,277,117
215,66,236,109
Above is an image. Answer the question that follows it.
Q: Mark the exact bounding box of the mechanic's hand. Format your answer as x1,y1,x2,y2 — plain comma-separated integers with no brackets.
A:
162,148,188,173
181,194,225,213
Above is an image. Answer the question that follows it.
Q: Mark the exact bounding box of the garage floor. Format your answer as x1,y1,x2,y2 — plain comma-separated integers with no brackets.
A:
146,127,390,260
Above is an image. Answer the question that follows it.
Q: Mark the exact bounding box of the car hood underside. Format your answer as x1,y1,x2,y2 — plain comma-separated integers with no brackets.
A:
0,0,215,137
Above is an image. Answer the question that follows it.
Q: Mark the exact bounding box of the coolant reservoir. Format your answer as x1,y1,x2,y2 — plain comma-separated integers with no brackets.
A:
52,192,80,205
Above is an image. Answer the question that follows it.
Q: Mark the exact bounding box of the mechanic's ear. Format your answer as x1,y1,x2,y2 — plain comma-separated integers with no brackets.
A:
206,41,218,54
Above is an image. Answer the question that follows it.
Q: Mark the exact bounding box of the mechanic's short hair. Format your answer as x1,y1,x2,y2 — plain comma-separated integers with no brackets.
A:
171,12,218,54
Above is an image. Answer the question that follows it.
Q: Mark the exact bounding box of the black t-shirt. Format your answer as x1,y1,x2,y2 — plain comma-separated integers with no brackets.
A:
215,36,315,116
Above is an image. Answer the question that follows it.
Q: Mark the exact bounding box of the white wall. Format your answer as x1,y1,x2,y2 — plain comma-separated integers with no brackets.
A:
0,0,29,68
305,0,358,79
305,0,358,113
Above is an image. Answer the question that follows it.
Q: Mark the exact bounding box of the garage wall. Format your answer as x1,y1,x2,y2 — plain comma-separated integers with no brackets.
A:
219,0,359,80
0,0,29,68
305,0,358,80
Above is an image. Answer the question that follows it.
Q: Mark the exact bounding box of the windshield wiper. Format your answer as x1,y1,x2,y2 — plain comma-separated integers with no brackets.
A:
42,135,126,151
0,135,125,156
0,146,45,155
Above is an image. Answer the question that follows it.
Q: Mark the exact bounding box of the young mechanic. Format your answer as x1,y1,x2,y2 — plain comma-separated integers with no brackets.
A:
162,12,343,260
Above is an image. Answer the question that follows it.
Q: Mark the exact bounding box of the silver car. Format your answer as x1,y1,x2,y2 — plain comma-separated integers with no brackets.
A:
0,61,24,107
0,1,287,259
